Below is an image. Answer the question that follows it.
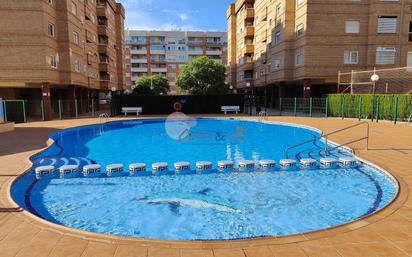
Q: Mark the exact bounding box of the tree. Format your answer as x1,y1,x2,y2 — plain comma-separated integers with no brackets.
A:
132,74,169,95
176,56,229,95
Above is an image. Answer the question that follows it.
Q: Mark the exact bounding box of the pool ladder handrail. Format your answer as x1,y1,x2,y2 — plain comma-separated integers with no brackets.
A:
284,121,369,159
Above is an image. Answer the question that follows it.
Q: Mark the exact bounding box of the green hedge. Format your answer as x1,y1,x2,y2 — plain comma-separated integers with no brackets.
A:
327,94,412,122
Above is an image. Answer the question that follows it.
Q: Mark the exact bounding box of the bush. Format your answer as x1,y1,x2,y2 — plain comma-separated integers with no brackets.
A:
327,94,412,121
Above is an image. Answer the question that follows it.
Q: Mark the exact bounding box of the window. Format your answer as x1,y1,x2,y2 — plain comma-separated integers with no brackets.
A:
272,59,281,70
48,0,53,4
296,0,304,7
296,23,304,37
168,64,176,69
344,51,359,64
345,21,360,34
376,47,396,65
71,1,77,15
48,23,55,37
295,49,302,66
409,21,412,42
275,4,281,16
274,31,281,45
407,51,412,67
74,60,81,72
377,16,397,33
50,55,58,68
168,73,176,78
73,32,79,44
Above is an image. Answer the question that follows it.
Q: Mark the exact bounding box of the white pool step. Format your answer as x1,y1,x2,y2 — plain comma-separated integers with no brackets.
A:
300,158,317,168
83,164,101,177
106,164,124,176
259,160,276,168
339,157,359,167
152,162,168,173
129,163,146,175
320,158,337,168
35,165,55,179
280,159,297,169
59,165,79,178
238,160,255,171
217,160,234,171
196,161,213,171
174,162,191,171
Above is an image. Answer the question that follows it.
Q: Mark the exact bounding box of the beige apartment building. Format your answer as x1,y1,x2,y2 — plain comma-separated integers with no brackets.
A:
0,0,124,119
124,30,227,95
227,0,412,102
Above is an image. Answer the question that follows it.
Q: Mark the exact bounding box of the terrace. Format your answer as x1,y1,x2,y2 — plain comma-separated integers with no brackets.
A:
0,116,411,257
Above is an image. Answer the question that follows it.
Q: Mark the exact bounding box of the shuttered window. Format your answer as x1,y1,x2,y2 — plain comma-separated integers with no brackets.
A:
377,16,397,33
376,47,396,65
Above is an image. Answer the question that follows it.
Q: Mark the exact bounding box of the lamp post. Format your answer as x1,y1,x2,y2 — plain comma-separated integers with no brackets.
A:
246,82,251,115
370,69,379,95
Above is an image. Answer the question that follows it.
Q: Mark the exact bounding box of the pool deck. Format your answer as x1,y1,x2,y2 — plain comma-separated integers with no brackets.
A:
0,116,411,257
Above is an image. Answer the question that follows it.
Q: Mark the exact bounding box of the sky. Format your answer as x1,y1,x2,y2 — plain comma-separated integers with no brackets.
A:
117,0,233,32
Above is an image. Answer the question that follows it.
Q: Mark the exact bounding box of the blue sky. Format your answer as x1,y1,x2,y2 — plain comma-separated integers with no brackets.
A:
117,0,233,31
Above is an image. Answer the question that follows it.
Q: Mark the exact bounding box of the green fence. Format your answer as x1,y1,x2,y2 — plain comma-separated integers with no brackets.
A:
327,94,412,124
2,99,99,123
279,98,327,117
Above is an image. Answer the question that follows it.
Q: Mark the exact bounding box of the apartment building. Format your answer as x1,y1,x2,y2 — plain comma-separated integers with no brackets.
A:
227,0,412,100
124,30,227,95
0,0,124,120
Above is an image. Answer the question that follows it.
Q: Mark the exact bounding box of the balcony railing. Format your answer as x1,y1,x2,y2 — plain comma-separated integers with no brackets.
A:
187,40,203,46
150,58,166,63
206,41,226,46
126,39,147,45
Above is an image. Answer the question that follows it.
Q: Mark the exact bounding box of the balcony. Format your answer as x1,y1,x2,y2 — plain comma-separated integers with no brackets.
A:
150,58,166,63
206,50,222,55
99,62,109,72
150,49,166,54
245,44,254,54
126,39,147,45
100,80,109,90
245,8,254,21
131,67,148,72
98,25,109,36
245,26,254,38
98,45,108,54
130,49,147,54
130,58,147,63
96,4,106,17
151,67,167,72
187,40,203,46
131,76,144,81
150,40,165,45
243,61,254,71
206,41,225,46
187,49,203,55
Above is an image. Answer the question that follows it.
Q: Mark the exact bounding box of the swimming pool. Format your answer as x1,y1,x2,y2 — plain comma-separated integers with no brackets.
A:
12,118,398,240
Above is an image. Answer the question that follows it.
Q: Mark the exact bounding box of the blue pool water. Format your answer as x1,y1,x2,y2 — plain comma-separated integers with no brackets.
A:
12,118,397,240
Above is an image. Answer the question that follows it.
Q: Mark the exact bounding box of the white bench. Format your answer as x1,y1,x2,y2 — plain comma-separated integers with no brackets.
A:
221,106,240,114
121,107,142,116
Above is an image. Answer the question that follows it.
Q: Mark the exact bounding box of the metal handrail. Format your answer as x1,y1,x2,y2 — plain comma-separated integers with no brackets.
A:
285,121,369,158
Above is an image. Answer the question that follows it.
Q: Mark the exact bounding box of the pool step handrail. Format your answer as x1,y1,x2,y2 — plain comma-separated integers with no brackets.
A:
285,121,369,158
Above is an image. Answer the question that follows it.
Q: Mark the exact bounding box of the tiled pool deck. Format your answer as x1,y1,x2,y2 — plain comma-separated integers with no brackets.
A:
0,116,411,257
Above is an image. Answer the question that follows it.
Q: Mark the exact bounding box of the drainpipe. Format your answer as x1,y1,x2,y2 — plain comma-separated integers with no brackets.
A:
398,0,405,66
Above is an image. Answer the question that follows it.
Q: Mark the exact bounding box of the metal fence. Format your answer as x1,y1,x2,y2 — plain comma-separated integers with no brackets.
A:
338,66,412,94
1,99,101,123
279,98,328,117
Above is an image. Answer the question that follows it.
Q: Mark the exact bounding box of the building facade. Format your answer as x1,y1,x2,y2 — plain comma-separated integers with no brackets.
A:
227,0,412,101
0,0,124,119
124,30,227,95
